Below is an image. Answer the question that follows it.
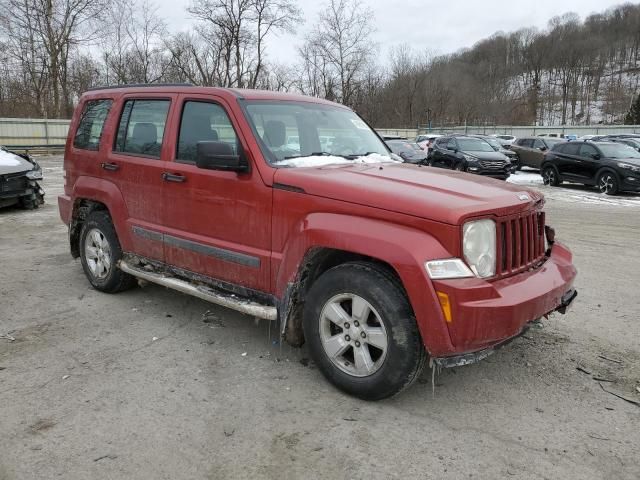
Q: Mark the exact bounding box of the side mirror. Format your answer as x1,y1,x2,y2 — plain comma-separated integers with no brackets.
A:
539,146,547,151
196,141,248,172
592,153,601,160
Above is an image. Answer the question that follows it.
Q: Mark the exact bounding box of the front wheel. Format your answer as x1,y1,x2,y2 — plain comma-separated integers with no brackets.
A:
455,162,466,172
542,166,560,186
303,262,426,400
597,171,619,195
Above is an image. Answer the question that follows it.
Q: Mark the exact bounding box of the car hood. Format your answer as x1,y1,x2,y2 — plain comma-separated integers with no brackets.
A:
0,149,34,175
611,157,640,167
464,151,509,161
274,162,542,225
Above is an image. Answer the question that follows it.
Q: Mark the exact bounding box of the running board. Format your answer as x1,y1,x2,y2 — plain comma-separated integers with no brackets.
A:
118,260,278,321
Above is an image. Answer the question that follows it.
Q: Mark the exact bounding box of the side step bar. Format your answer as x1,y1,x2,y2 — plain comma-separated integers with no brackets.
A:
118,260,278,321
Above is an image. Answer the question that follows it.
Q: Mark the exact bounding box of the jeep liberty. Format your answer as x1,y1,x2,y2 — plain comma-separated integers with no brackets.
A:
59,85,577,400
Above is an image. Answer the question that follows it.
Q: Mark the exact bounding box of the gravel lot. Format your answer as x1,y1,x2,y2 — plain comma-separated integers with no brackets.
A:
1,157,639,480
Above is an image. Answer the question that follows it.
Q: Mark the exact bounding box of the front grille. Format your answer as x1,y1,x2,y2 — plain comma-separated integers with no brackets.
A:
479,160,507,169
0,174,28,193
496,210,546,277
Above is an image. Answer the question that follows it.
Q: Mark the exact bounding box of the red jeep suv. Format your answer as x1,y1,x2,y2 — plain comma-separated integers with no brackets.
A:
59,85,577,400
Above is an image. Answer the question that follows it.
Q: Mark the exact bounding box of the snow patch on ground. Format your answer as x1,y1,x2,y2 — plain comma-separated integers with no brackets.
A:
274,153,398,168
508,170,640,207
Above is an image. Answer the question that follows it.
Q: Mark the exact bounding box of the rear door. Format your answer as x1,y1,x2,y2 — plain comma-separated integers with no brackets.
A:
160,94,272,293
576,143,601,184
103,95,175,261
554,143,581,179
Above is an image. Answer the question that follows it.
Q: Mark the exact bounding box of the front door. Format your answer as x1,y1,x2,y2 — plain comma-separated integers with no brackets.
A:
160,95,272,293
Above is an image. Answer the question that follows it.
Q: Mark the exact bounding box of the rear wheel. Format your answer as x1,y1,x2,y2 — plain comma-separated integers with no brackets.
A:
79,211,136,293
542,166,560,186
303,262,426,400
597,171,619,195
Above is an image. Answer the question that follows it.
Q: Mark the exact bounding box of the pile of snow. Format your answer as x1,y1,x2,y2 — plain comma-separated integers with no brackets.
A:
274,153,399,168
507,171,543,185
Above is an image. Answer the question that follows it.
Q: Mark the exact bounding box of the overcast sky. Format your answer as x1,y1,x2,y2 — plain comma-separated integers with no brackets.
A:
156,0,627,64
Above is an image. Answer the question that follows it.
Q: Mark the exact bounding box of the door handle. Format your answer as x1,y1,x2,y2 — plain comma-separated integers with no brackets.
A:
162,172,186,183
101,162,119,171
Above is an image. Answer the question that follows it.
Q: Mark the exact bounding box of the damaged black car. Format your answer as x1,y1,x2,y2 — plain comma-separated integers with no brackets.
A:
0,146,45,209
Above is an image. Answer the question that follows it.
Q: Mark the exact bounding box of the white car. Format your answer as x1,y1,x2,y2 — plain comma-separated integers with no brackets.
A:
415,134,443,154
491,134,517,146
0,146,45,209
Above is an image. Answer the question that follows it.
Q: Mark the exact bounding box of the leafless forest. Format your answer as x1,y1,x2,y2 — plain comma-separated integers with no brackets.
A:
0,0,639,127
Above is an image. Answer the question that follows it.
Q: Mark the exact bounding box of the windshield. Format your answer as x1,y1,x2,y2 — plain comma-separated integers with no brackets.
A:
481,137,502,150
457,138,495,152
598,143,640,159
243,101,393,166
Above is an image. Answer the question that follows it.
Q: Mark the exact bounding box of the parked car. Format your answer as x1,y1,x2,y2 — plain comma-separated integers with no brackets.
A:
542,141,640,195
429,135,512,179
604,137,640,152
386,139,428,164
510,137,565,169
415,134,442,154
491,134,516,146
0,146,45,209
59,84,577,400
468,135,519,169
538,133,564,138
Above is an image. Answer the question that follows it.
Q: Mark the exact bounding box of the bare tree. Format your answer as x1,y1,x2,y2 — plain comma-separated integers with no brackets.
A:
300,0,375,107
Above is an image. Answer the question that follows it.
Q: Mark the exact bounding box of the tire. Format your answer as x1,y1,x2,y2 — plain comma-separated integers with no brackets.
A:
455,162,466,172
79,211,136,293
542,166,560,186
597,171,619,195
302,262,427,400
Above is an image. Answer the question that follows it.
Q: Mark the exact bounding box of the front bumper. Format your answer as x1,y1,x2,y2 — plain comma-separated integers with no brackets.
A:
433,288,577,367
620,174,640,192
432,241,577,356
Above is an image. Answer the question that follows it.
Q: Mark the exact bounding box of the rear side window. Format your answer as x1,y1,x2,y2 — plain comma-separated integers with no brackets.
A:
114,99,170,158
564,143,581,155
73,99,112,150
579,144,598,158
177,101,238,163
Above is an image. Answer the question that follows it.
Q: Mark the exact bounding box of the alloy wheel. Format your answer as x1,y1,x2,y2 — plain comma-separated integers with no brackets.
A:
84,228,112,279
598,174,615,194
319,293,388,377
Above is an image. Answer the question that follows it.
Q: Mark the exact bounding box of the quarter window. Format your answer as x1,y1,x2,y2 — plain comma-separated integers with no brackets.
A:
73,99,112,150
177,101,238,163
114,99,170,158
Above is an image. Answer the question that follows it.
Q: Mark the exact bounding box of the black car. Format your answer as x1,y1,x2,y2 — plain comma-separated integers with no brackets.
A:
542,141,640,195
0,146,45,209
468,134,519,169
385,139,428,164
429,136,512,179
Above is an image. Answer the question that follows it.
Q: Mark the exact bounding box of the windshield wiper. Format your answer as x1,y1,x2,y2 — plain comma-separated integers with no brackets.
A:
344,152,377,159
283,152,336,160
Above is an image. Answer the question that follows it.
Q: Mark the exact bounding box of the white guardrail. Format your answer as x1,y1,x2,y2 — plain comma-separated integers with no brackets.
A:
2,117,640,149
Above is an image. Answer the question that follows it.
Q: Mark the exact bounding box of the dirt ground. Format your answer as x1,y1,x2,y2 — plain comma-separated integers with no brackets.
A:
1,156,639,480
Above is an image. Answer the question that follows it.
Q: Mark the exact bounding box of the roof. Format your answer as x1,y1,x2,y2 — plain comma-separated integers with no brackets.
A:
81,84,346,108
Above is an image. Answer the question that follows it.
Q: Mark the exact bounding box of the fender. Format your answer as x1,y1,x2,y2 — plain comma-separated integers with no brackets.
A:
71,176,133,251
275,213,458,356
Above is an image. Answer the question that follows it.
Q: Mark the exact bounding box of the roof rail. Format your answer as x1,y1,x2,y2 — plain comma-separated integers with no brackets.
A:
86,83,194,92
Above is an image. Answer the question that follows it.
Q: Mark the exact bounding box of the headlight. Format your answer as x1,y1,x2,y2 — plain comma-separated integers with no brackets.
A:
617,162,640,173
26,169,43,180
463,219,496,278
425,259,474,279
463,154,478,162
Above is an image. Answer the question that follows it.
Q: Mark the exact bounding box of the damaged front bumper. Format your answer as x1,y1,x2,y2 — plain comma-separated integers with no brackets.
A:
433,288,577,368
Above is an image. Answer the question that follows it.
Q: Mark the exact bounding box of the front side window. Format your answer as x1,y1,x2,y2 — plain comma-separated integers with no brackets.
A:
533,139,545,149
177,101,238,163
114,99,170,158
74,99,112,150
446,139,457,150
244,101,392,166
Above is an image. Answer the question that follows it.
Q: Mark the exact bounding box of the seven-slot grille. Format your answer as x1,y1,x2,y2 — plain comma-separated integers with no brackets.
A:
479,160,506,170
495,210,546,277
0,174,28,193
